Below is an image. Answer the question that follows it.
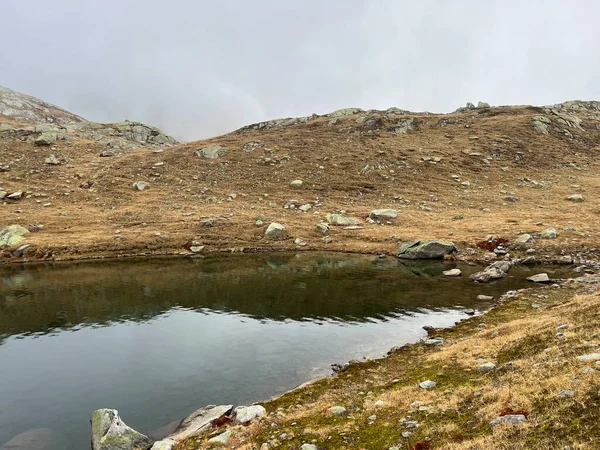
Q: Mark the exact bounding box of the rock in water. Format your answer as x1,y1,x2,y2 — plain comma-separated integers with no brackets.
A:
234,405,267,424
527,273,550,283
0,224,30,249
325,213,361,226
443,268,462,277
265,222,286,239
91,409,154,450
397,240,457,260
369,209,398,220
470,261,511,283
0,428,67,450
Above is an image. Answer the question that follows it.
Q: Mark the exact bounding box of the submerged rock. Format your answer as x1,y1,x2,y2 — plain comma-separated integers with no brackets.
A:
471,261,511,283
0,428,68,450
527,273,550,283
443,268,462,277
91,409,154,450
397,240,457,260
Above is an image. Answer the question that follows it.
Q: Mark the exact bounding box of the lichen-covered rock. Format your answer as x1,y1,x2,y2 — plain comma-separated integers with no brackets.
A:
0,224,30,249
195,145,227,159
265,223,287,239
325,214,361,226
91,409,154,450
397,240,456,260
532,115,551,134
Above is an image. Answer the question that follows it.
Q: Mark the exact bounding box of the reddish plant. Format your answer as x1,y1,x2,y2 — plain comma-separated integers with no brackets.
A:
411,441,432,450
476,237,508,251
499,406,529,418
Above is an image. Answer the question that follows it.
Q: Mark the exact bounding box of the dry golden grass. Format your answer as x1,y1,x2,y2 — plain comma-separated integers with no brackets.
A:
1,105,599,263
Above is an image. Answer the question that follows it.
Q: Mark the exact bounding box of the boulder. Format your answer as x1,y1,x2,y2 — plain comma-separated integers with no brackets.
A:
164,405,233,442
369,209,398,220
0,224,30,249
477,362,496,373
0,428,67,450
470,261,511,283
234,405,267,424
35,131,64,146
442,268,462,277
7,191,23,200
540,228,557,239
514,234,535,244
397,240,457,260
527,273,550,283
195,145,227,159
567,194,583,202
325,213,361,226
477,101,490,108
207,430,231,445
315,223,330,235
290,180,303,188
91,409,154,450
265,222,286,239
532,115,551,134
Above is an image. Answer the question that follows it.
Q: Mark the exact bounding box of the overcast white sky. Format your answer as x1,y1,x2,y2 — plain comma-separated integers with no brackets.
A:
2,1,599,141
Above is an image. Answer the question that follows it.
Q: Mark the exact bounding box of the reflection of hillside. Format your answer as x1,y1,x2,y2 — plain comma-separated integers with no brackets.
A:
0,253,537,340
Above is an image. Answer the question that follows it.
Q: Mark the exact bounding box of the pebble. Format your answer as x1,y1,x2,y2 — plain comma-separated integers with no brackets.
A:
477,295,494,301
419,380,436,389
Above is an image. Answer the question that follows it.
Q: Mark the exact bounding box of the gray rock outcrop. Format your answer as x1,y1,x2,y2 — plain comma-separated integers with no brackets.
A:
91,409,154,450
0,224,30,249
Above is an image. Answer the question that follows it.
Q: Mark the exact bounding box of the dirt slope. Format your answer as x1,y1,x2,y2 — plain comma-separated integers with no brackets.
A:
1,99,599,263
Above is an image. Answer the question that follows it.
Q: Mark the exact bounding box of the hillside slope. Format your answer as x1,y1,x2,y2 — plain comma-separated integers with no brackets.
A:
1,96,600,263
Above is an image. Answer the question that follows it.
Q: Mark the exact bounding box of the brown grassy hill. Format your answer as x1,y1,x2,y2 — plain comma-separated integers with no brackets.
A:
1,101,599,262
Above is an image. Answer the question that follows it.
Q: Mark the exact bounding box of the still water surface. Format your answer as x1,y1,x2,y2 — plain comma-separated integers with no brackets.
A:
0,253,558,448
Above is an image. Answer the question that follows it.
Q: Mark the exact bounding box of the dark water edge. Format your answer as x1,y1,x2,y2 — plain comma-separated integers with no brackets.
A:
0,253,572,449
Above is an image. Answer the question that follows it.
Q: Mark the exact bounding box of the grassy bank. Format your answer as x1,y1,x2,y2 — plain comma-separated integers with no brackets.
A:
177,276,600,449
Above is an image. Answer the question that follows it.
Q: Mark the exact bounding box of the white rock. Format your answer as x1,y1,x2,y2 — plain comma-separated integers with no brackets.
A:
327,406,347,415
132,181,148,191
419,380,436,389
576,353,600,362
265,223,286,239
527,273,550,283
235,405,267,424
290,180,303,188
443,268,462,277
208,430,231,445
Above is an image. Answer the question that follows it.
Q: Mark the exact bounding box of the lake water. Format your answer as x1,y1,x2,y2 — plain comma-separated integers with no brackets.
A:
0,253,560,448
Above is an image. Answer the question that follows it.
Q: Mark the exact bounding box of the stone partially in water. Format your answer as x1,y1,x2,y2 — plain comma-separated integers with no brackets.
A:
91,408,154,450
527,273,550,283
443,268,462,277
397,240,456,260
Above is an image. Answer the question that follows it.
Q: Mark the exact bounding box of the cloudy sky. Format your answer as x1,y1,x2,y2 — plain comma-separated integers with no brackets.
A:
2,1,598,141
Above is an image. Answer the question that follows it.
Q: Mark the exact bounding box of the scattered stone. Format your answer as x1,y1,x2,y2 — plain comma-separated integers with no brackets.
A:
477,101,490,108
207,430,231,445
557,389,574,398
489,414,527,428
369,209,398,220
540,228,557,239
195,145,227,159
132,181,148,191
242,141,262,152
567,194,583,202
300,444,318,450
476,295,494,301
91,409,154,450
28,224,43,232
443,268,462,277
189,245,205,253
477,362,496,373
35,131,64,146
7,191,23,200
44,154,60,165
521,256,536,265
255,220,263,226
0,224,30,249
419,380,437,390
265,223,287,239
424,338,444,346
12,244,31,257
464,309,476,315
515,234,535,244
325,213,360,226
374,400,387,408
162,405,233,443
100,150,114,157
290,179,303,188
315,223,330,235
328,406,347,415
368,415,377,421
576,353,600,362
527,273,550,283
557,324,569,330
294,237,307,246
299,204,312,212
471,261,511,283
397,240,457,260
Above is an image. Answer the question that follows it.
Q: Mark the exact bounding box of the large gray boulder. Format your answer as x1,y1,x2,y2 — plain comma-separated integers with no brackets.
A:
369,209,398,220
0,428,67,450
265,222,287,239
397,240,456,260
0,224,30,249
234,405,266,424
91,409,154,450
